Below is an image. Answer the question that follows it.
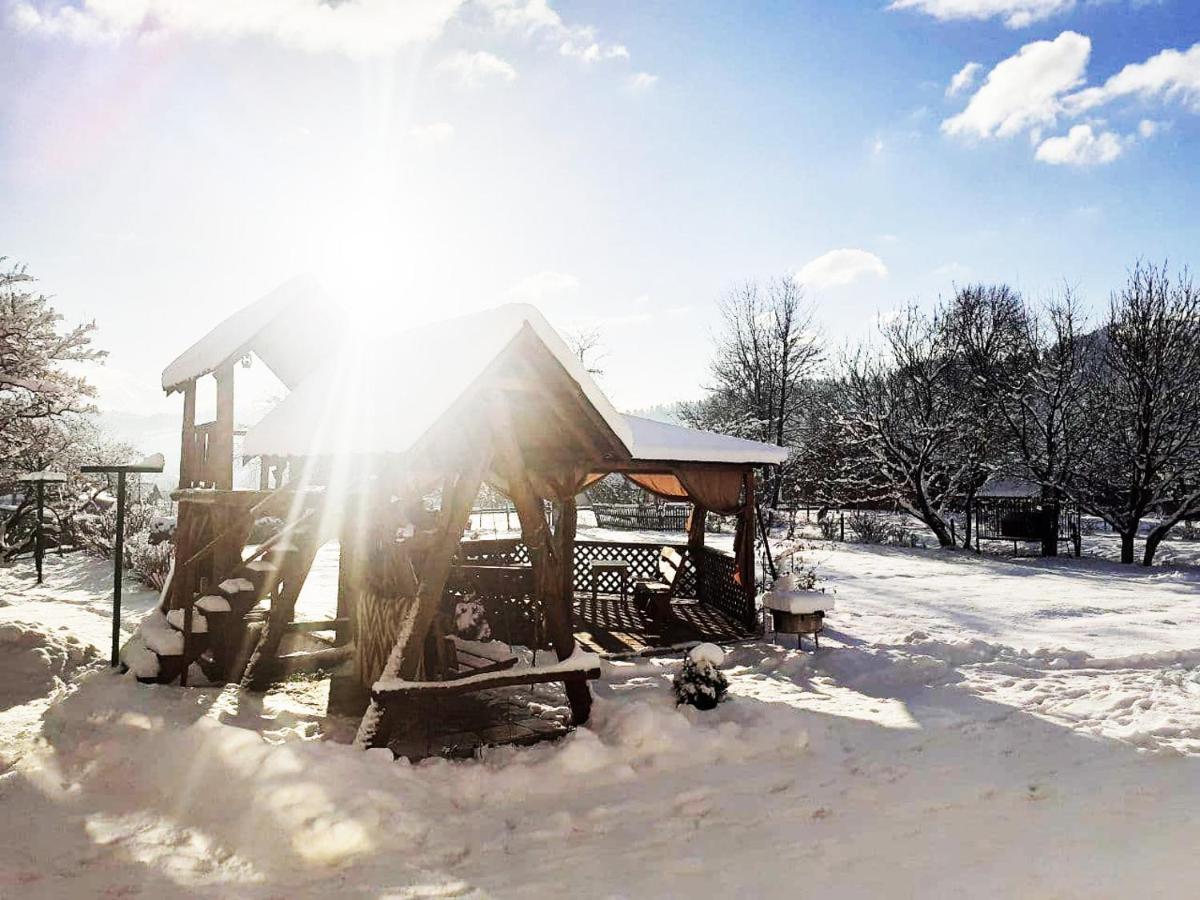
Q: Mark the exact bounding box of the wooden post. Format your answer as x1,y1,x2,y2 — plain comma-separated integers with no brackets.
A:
213,364,235,491
737,470,757,626
687,502,706,600
487,401,591,723
34,480,46,585
111,470,126,667
179,380,196,488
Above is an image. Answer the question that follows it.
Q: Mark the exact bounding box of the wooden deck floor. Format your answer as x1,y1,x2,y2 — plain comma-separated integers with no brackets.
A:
572,592,757,657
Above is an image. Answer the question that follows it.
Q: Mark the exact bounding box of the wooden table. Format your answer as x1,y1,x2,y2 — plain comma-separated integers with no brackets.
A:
590,559,630,601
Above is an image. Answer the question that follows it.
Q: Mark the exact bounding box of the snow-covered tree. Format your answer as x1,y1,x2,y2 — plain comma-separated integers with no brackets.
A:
1,259,105,471
1,259,108,558
832,304,999,547
1071,262,1200,565
950,284,1089,555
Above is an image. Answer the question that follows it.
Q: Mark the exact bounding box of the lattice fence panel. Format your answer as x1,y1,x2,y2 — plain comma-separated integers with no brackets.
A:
459,538,701,600
698,547,755,626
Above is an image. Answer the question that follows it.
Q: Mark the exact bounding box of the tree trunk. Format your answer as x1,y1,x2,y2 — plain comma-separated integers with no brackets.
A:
961,495,974,550
1041,490,1060,558
1119,530,1136,564
1142,524,1168,566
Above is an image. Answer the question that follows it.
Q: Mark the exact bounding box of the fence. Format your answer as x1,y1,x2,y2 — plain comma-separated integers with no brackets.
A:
590,503,691,532
454,537,752,625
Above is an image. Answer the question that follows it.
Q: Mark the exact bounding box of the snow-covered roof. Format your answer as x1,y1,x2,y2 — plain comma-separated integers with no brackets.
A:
241,303,787,467
978,477,1041,498
624,415,788,465
161,275,342,393
242,303,631,459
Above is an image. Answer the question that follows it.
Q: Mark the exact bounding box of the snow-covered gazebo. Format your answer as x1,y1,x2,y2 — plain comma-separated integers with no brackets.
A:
139,279,786,755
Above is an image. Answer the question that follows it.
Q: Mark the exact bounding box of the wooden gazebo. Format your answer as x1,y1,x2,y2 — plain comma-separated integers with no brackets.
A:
127,280,786,753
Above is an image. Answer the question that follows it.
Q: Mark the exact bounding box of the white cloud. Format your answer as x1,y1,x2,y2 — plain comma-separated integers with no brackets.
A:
626,72,658,92
1138,118,1161,138
890,0,1075,28
946,62,982,97
943,31,1091,140
797,249,888,290
437,50,517,86
480,0,562,34
408,122,454,145
504,270,580,303
558,25,628,64
10,0,465,56
1034,124,1126,165
1067,41,1200,114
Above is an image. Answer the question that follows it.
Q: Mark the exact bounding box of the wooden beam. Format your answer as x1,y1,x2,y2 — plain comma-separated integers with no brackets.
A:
212,363,235,491
179,380,196,488
372,666,599,700
488,398,593,724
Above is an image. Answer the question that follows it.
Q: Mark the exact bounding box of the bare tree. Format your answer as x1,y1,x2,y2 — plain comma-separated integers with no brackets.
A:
834,304,999,547
683,275,821,507
1071,262,1200,564
564,327,605,378
950,284,1089,555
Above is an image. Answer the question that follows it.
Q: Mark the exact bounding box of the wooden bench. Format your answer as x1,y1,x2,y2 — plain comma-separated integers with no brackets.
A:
371,648,601,717
633,546,684,620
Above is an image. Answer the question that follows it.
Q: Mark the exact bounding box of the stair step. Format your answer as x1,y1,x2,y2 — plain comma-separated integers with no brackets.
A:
219,577,256,595
166,609,208,633
245,559,279,573
196,594,231,613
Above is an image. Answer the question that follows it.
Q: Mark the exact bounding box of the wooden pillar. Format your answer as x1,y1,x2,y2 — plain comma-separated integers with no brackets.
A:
687,502,706,598
178,380,196,488
736,471,757,626
213,363,235,491
552,495,578,650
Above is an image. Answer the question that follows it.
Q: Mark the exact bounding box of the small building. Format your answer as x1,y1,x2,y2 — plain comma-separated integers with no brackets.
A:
972,477,1080,557
135,278,786,755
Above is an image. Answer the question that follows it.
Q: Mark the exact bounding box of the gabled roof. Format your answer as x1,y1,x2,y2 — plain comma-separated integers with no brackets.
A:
161,275,342,393
230,299,787,467
241,303,632,460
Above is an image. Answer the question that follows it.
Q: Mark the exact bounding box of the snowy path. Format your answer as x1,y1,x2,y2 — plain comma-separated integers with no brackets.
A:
3,547,1200,897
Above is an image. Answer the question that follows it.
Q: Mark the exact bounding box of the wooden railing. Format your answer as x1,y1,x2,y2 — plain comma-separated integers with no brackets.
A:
455,537,751,616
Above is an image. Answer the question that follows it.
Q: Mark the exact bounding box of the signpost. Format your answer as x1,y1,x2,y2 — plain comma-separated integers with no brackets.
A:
81,456,165,667
16,470,67,584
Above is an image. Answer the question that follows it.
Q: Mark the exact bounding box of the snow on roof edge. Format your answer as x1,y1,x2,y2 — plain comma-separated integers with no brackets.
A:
160,274,330,392
623,415,789,465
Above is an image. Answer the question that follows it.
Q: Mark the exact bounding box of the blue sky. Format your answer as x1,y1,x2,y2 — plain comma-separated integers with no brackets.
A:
2,0,1198,422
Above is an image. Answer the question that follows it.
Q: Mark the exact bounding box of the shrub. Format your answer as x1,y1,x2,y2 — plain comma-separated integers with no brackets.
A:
816,515,840,541
673,643,728,710
123,530,173,592
847,510,891,544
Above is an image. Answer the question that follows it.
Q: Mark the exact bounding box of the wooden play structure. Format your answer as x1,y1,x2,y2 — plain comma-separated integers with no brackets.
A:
129,278,786,753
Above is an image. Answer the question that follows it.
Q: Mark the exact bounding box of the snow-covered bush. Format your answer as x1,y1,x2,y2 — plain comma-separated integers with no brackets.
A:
673,643,728,711
847,510,891,544
124,530,173,592
816,515,840,541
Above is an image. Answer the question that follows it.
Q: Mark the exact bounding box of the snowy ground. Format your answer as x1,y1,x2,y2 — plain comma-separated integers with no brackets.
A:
4,544,1200,897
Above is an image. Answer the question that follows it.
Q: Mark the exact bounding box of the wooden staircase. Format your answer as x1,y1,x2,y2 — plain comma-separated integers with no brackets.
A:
130,489,346,687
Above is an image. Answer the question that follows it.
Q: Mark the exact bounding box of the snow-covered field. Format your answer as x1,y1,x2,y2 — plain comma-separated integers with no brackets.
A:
4,543,1200,897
